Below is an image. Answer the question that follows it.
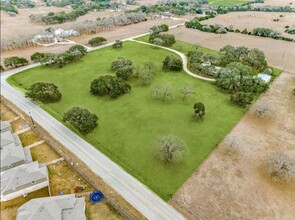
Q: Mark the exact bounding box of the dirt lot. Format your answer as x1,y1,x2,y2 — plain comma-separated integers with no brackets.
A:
168,26,295,73
171,71,295,219
30,143,61,163
0,16,187,65
0,6,119,40
0,187,49,220
48,160,92,196
203,11,295,38
19,129,41,146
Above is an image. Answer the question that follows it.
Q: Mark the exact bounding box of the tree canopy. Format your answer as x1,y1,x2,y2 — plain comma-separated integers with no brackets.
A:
90,75,131,98
88,37,106,46
163,55,183,71
25,82,62,103
193,102,205,118
149,33,176,47
157,136,185,163
111,57,133,70
63,107,98,134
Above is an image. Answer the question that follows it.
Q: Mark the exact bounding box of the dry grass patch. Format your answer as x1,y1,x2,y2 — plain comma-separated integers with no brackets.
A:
0,110,17,121
18,130,41,147
0,103,9,113
48,161,93,196
0,187,49,220
10,119,27,132
85,195,124,220
30,143,61,163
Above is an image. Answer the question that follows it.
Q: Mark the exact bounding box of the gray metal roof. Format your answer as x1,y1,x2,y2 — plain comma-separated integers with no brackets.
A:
17,194,86,220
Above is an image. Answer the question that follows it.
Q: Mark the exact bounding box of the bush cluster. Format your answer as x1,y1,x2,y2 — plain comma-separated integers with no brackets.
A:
90,75,131,98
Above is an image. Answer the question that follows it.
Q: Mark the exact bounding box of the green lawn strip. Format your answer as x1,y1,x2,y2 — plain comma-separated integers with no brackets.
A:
208,0,250,6
7,41,246,200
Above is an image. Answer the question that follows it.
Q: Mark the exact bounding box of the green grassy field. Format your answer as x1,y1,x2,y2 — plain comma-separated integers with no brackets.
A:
7,41,246,200
208,0,250,6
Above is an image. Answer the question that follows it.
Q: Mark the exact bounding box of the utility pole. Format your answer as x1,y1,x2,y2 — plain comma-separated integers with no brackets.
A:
28,110,36,128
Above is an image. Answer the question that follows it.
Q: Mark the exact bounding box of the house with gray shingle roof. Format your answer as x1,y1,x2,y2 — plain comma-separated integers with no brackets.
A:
1,121,32,172
17,194,86,220
1,142,32,172
0,121,12,133
1,161,49,201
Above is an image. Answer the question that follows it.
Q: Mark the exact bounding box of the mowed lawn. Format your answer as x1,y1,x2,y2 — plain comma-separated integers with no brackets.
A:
208,0,250,6
7,41,245,200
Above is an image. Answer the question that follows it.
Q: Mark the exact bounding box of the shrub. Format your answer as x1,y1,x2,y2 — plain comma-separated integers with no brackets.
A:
149,34,176,47
25,82,62,103
67,45,88,55
4,56,29,68
113,40,123,48
31,52,45,62
230,92,253,106
88,37,107,46
63,107,98,134
163,55,183,71
116,65,134,80
111,57,132,70
193,102,205,118
268,152,295,181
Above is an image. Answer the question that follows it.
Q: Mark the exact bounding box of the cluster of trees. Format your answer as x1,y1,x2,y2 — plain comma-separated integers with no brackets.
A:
25,82,62,103
218,45,268,72
88,37,106,46
149,33,176,47
4,56,29,68
163,55,183,71
150,24,169,34
31,2,110,24
126,0,207,15
285,28,295,35
216,62,267,93
90,75,131,98
212,5,294,15
0,3,18,14
187,44,268,79
1,34,37,52
63,107,98,134
71,12,146,35
235,27,294,42
185,19,226,35
31,52,46,62
40,9,89,24
151,84,196,102
252,28,279,37
216,62,267,106
40,45,87,67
